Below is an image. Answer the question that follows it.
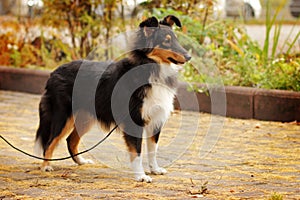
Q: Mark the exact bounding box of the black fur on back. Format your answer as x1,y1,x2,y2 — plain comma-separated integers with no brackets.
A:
37,57,159,151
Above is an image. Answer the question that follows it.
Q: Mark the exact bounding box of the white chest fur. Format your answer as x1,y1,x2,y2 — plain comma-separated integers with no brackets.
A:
141,64,178,130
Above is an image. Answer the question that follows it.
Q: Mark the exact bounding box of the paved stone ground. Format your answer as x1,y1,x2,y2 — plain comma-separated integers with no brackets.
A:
0,90,300,199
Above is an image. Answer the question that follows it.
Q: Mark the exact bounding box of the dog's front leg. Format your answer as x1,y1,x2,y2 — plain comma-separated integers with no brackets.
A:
130,153,152,183
146,127,167,175
124,132,152,183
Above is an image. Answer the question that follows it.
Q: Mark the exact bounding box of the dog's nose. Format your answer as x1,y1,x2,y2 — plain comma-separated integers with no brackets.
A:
184,54,192,61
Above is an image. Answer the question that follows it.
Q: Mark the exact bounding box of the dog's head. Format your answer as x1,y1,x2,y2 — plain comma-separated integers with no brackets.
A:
138,15,191,65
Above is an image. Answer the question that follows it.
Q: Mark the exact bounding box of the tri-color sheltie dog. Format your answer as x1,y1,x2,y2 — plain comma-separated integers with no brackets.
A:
34,15,191,182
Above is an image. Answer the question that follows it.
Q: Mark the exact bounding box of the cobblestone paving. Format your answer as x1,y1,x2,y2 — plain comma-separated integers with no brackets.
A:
0,90,300,199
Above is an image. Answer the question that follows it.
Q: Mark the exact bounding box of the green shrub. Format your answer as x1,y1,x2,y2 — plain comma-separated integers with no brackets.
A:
146,5,300,91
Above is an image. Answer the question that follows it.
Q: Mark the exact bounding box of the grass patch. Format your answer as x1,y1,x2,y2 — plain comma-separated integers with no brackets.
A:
268,192,284,200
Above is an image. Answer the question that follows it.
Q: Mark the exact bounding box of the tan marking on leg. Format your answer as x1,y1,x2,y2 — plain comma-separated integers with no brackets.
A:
151,135,157,143
67,113,96,164
67,129,81,156
42,116,75,168
127,144,138,162
67,119,93,156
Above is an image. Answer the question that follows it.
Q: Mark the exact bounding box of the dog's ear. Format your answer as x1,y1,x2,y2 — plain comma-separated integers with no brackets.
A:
139,16,159,37
160,15,182,28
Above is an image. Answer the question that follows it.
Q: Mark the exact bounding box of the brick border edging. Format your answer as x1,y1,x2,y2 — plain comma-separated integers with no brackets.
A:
1,66,299,122
175,83,300,122
0,66,50,94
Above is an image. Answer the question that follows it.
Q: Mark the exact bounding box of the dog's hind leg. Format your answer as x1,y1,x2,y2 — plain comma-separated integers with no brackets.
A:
41,115,75,171
67,113,95,165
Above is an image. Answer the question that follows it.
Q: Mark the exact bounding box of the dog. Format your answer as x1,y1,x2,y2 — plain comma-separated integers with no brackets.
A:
34,15,191,183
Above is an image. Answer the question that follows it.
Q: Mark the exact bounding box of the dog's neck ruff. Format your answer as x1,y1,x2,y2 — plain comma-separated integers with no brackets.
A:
142,63,178,132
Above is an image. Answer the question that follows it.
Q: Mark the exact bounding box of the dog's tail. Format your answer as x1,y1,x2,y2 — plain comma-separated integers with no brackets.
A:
34,135,43,157
34,94,52,157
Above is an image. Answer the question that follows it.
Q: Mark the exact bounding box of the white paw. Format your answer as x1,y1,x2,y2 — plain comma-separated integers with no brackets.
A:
151,167,167,175
76,156,94,165
78,158,94,165
135,174,152,183
41,165,54,172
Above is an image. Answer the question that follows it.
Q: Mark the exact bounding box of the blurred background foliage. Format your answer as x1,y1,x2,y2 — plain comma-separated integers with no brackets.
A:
0,0,299,91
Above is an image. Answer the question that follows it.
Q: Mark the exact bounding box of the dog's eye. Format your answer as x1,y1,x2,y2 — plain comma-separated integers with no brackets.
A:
162,35,172,47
